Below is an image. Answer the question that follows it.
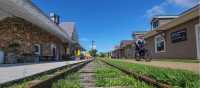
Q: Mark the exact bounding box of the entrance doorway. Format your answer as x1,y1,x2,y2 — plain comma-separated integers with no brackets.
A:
196,24,200,59
51,44,59,61
0,51,4,64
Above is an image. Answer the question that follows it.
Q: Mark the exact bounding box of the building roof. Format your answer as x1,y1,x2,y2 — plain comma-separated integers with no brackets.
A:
60,22,78,43
151,15,179,23
152,15,179,19
114,45,120,49
0,0,71,43
112,45,120,51
133,31,147,35
145,4,200,39
120,40,134,48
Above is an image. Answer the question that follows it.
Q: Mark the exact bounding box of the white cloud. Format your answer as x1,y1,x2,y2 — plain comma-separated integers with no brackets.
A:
146,5,166,17
145,0,199,18
167,0,199,7
145,2,168,18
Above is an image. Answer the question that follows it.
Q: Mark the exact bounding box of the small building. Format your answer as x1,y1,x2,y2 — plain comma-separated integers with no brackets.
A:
0,0,75,63
111,45,120,58
145,4,200,59
111,31,147,59
111,40,134,59
120,40,134,59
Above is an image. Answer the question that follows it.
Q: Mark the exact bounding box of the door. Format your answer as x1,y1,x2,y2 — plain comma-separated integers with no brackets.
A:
53,47,58,61
196,24,200,59
0,51,4,64
52,44,59,61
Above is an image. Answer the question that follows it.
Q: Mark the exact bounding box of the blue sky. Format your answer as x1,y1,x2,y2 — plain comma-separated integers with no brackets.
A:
33,0,199,52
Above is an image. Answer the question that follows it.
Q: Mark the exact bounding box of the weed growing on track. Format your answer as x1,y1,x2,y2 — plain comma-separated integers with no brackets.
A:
7,70,63,88
8,75,50,88
52,73,81,88
105,59,200,88
95,59,153,88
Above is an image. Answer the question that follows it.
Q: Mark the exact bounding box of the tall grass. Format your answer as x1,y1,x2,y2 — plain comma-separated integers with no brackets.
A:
105,59,200,88
8,75,50,88
52,73,81,88
95,59,153,88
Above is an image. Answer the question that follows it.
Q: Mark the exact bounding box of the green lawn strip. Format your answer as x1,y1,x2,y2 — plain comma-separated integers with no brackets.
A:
52,73,81,88
155,59,200,63
105,59,200,88
95,59,153,88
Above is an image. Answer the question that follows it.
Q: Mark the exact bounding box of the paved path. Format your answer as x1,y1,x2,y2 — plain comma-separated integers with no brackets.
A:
0,60,86,84
121,60,200,74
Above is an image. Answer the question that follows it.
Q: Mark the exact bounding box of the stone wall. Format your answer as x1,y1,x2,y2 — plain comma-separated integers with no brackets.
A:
0,17,67,63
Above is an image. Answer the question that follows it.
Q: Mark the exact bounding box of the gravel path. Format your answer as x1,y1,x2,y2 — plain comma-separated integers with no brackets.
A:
79,61,96,88
121,60,200,74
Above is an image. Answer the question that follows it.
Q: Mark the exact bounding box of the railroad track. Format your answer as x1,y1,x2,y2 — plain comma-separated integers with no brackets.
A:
0,59,93,88
100,59,172,88
1,59,172,88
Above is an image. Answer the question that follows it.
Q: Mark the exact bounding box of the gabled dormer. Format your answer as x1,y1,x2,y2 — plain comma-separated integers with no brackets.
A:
151,15,178,30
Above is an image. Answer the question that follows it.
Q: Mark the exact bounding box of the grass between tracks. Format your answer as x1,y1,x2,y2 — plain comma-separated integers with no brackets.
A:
95,59,153,88
8,74,50,88
7,68,70,88
52,73,81,88
103,58,200,88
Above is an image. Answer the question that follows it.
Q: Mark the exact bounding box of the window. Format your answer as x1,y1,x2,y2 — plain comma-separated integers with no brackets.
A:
152,21,159,29
33,44,40,55
171,29,187,43
155,35,166,53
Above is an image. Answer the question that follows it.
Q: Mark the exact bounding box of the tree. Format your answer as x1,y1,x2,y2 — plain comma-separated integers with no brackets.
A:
89,49,98,57
99,52,106,57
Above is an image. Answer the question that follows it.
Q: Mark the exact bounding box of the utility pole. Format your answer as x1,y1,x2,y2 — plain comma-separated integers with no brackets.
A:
90,40,97,57
92,40,96,50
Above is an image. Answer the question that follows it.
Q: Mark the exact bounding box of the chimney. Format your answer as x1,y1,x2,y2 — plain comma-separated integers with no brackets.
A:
50,12,60,25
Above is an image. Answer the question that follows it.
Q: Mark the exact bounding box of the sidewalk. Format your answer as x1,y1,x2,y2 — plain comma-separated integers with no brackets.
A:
0,60,86,84
121,60,200,74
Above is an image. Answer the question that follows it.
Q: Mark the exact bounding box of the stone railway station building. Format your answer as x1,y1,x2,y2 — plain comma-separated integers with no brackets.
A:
0,0,82,64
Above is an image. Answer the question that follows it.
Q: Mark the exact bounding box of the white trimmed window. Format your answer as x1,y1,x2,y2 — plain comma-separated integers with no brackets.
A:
155,35,166,53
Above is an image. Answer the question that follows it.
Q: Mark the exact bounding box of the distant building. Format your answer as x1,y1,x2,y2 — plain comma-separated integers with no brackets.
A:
111,45,120,58
111,40,134,59
120,40,135,58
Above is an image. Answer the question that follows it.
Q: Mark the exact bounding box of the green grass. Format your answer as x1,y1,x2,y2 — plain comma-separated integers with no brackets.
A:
95,59,153,88
6,69,66,88
104,59,200,88
7,75,50,88
52,73,81,88
155,59,200,63
8,79,29,88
